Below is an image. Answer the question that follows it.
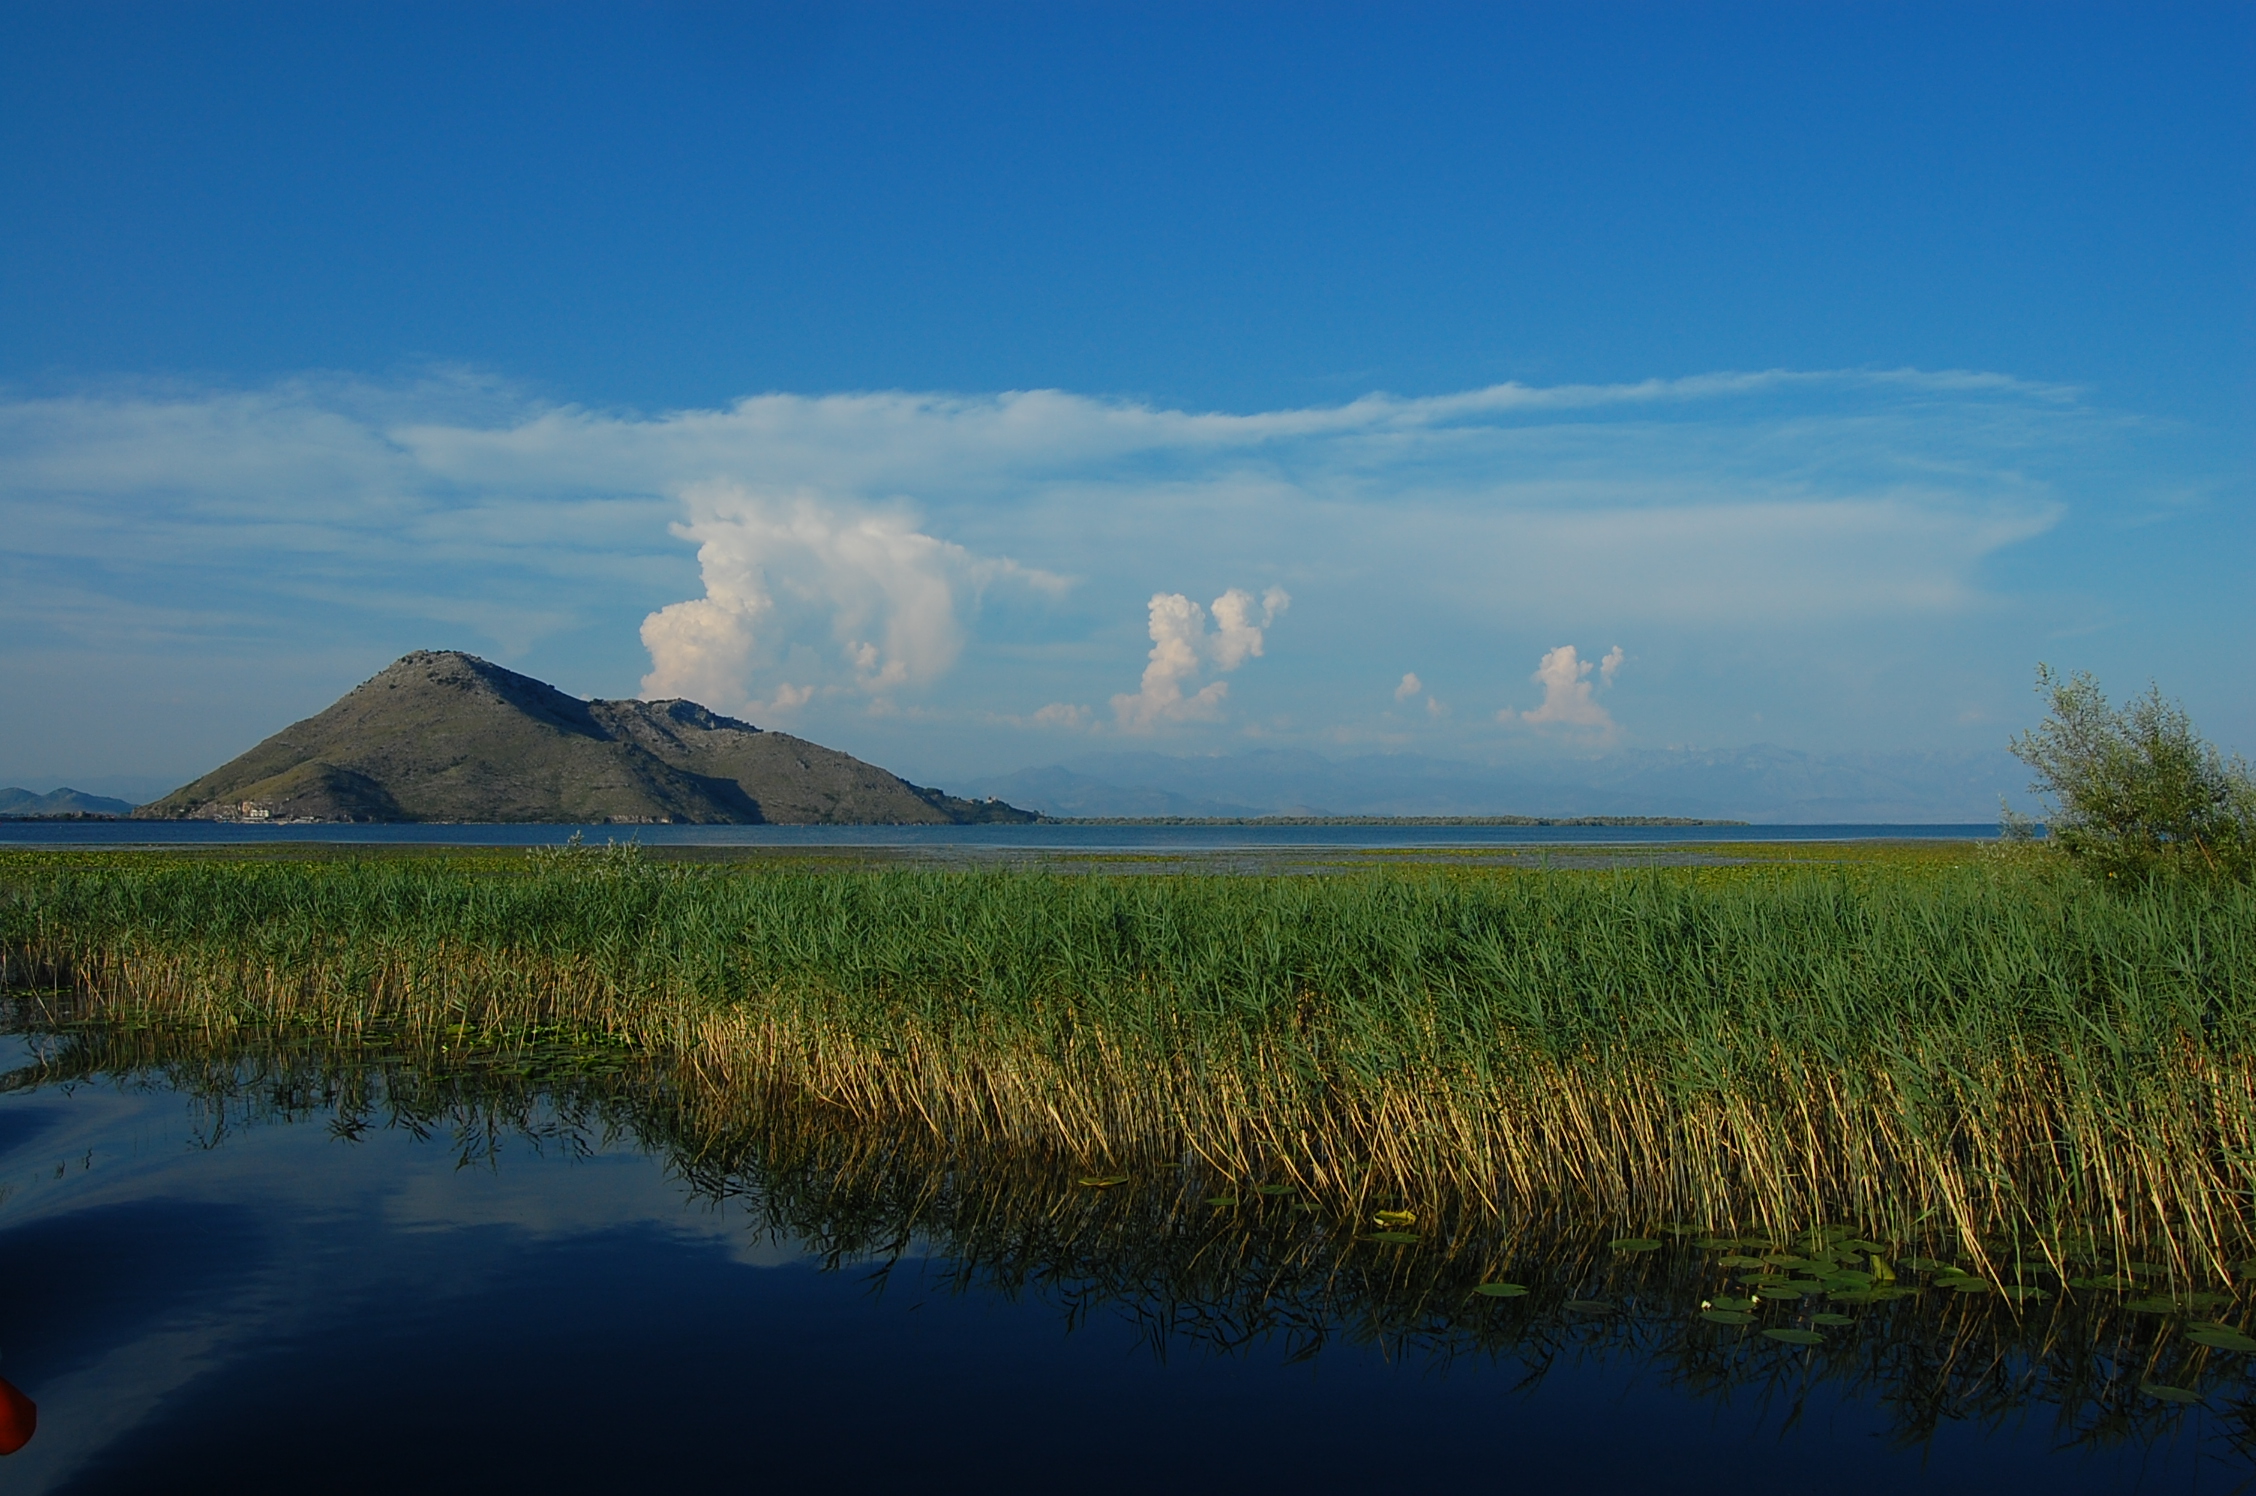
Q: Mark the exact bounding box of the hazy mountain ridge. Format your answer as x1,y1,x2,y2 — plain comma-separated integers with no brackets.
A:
135,651,1036,825
958,744,2022,824
0,786,136,818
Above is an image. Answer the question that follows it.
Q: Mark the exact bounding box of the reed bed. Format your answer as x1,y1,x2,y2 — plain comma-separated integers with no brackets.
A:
3,848,2253,1272
8,1016,2249,1450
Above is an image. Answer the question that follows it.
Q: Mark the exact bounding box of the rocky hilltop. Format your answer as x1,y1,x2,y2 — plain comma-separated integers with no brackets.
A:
135,651,1035,825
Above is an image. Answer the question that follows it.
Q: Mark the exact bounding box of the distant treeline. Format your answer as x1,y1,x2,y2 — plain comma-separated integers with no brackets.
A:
1037,814,1748,827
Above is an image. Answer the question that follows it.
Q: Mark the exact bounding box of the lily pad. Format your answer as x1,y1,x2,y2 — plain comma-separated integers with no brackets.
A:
1718,1255,1771,1269
1077,1175,1130,1188
1996,1286,2051,1302
2124,1292,2232,1314
1761,1328,1826,1345
1946,1279,1995,1294
1472,1282,1530,1298
1700,1309,1756,1325
1365,1230,1421,1245
1373,1209,1417,1227
1900,1257,1954,1273
1762,1256,1822,1271
1696,1237,1743,1250
2185,1325,2256,1352
1810,1313,1855,1326
1706,1296,1756,1311
1610,1238,1663,1252
1753,1285,1810,1300
2069,1275,2139,1291
2139,1382,2204,1405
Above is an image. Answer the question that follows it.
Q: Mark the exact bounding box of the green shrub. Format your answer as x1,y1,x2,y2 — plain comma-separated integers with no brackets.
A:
2008,665,2255,882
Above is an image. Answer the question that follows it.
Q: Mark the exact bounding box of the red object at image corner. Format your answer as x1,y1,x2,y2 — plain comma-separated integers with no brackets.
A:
0,1375,35,1454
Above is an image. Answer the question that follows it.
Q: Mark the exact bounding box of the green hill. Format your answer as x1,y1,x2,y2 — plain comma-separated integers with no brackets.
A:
134,651,1034,825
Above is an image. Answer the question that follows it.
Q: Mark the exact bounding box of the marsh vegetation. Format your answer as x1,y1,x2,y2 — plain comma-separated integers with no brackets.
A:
5,839,2252,1283
5,1014,2253,1455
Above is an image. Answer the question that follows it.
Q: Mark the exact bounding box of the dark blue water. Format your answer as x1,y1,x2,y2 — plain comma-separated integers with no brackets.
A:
0,1031,2230,1495
0,821,2000,851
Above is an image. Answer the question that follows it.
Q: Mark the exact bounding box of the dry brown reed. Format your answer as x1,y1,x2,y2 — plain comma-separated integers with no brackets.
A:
8,1014,2243,1451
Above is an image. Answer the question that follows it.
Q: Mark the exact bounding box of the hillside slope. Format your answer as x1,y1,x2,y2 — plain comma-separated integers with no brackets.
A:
135,651,1032,825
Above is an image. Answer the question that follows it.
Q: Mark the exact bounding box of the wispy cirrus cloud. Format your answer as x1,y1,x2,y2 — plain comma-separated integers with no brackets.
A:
0,366,2110,781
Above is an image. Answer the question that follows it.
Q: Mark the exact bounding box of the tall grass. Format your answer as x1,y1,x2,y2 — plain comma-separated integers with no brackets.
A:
4,849,2253,1271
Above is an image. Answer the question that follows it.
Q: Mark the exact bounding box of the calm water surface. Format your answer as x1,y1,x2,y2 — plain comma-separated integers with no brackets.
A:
0,1026,2232,1495
0,821,1997,852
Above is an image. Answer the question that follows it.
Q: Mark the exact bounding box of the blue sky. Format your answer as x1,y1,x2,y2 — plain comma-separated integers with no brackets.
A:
1,3,2248,804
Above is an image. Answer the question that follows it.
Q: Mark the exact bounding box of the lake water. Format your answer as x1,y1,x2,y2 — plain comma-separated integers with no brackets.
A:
0,820,1998,852
0,1025,2230,1494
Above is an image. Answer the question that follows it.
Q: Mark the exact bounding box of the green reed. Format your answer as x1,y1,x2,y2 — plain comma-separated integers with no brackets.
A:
3,848,2252,1271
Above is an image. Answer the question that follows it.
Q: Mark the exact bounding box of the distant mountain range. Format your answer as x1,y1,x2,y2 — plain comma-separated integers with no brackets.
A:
0,786,136,818
133,651,1036,825
957,745,2022,824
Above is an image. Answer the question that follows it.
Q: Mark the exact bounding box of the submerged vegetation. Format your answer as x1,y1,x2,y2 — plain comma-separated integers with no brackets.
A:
3,842,2254,1277
7,1017,2256,1454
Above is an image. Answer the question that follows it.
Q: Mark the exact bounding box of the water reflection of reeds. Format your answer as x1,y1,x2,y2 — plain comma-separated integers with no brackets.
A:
5,1014,2252,1465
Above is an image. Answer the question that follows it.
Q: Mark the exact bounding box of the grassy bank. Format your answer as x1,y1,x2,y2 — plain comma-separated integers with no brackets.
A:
4,846,2253,1271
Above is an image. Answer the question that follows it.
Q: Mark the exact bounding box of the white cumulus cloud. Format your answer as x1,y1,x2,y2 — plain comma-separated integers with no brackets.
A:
1515,643,1625,736
1111,586,1289,731
1395,671,1424,702
638,480,1064,716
